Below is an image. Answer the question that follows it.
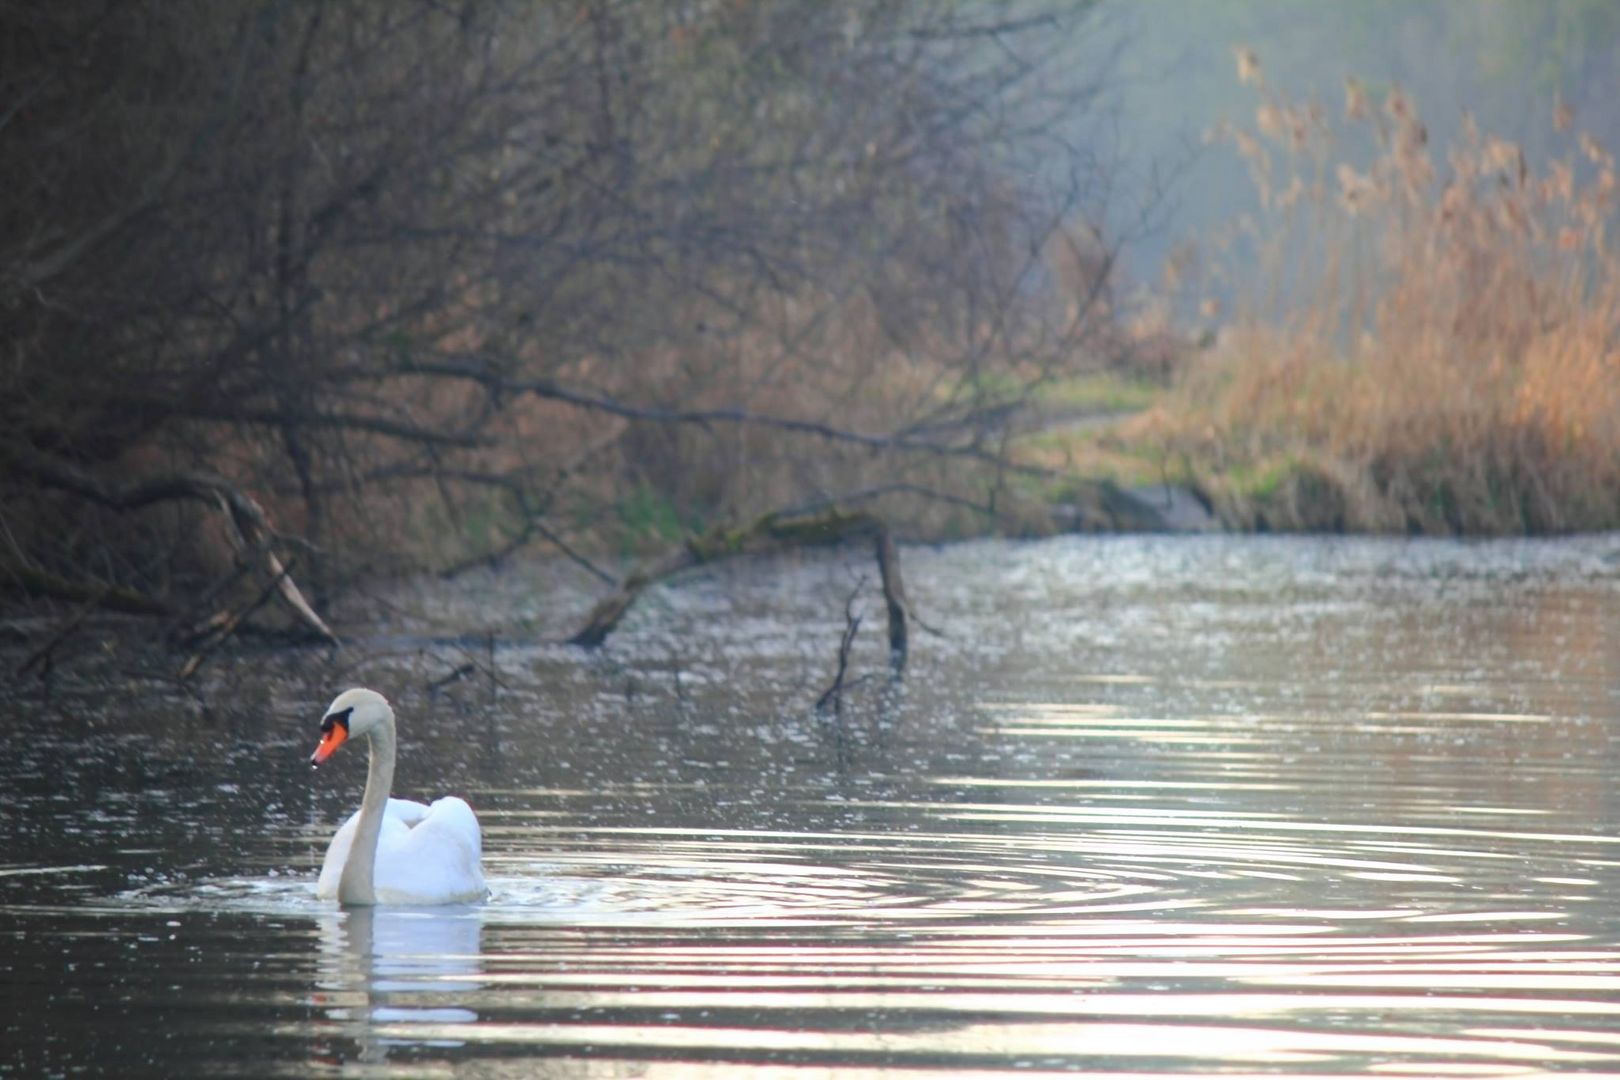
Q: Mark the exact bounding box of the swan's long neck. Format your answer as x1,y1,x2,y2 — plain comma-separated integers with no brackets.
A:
339,711,396,906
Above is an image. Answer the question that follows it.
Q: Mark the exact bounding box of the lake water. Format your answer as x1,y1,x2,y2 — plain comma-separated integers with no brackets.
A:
5,534,1620,1077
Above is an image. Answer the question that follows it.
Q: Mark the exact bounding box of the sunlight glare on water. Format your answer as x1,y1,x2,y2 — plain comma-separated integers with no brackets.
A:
4,534,1620,1076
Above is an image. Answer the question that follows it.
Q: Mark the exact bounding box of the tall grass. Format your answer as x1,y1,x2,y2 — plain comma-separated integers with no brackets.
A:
1155,52,1620,533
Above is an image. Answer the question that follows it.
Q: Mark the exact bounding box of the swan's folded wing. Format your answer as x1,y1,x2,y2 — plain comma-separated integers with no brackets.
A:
419,797,483,859
373,796,485,904
384,797,433,827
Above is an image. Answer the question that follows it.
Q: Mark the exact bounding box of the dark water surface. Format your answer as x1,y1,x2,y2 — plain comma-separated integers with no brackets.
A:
6,535,1620,1077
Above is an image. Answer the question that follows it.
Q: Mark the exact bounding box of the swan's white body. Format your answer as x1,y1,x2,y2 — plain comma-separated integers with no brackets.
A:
316,796,485,905
311,689,486,906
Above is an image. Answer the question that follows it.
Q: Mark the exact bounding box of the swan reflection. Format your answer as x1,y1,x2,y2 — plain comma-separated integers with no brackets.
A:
312,904,483,1058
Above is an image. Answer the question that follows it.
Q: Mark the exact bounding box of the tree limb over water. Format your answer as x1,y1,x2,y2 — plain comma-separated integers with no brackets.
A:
400,357,1072,476
0,0,1130,660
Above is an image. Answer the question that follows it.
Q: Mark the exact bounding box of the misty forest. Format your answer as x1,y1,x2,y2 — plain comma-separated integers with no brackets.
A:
8,3,1620,1077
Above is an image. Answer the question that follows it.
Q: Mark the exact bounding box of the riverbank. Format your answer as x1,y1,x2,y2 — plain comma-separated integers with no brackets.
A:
1017,337,1620,538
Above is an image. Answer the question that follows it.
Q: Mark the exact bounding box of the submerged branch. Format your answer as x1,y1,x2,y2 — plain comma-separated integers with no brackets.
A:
177,558,298,682
874,529,908,671
815,580,865,712
567,503,911,658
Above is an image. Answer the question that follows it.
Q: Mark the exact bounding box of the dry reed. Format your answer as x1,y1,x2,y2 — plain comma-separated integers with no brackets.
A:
1156,51,1620,534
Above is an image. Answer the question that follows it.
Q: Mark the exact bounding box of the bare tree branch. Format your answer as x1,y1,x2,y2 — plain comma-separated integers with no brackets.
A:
4,443,336,641
403,356,1069,477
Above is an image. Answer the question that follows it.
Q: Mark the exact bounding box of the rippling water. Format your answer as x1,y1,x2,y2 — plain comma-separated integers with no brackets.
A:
5,535,1620,1076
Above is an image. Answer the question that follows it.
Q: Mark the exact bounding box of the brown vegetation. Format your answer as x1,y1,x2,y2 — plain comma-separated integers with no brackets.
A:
1151,51,1620,533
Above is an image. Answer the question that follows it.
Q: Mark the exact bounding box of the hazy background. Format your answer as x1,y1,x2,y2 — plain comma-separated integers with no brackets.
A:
1101,1,1620,294
4,0,1619,653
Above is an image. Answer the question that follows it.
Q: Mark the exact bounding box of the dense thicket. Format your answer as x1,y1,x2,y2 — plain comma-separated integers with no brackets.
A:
1,1,1117,630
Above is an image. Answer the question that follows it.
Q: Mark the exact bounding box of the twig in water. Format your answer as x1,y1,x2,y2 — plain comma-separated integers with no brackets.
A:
816,580,865,712
486,632,497,706
427,662,477,693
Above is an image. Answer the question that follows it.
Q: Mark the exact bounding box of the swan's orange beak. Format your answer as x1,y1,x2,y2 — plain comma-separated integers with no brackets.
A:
310,724,347,768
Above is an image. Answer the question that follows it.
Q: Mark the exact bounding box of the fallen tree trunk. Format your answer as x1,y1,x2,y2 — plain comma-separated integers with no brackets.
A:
568,506,911,662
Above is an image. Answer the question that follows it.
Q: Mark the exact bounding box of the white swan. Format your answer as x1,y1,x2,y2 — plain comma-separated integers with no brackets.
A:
309,688,486,905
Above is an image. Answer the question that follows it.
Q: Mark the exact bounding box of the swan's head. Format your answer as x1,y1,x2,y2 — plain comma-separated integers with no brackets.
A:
310,688,392,768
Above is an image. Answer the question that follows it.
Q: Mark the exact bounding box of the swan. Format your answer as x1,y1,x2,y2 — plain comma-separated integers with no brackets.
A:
309,688,486,905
